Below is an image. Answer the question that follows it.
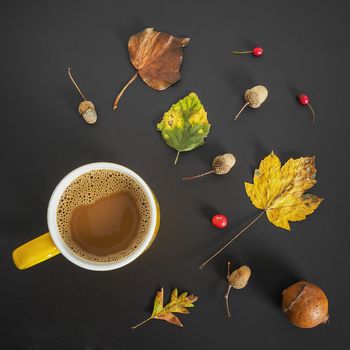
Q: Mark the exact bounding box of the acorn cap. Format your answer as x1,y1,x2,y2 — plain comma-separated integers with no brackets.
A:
78,100,94,114
212,153,236,175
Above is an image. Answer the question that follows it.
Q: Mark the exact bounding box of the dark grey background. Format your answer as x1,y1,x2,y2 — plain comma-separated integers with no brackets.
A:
1,0,349,349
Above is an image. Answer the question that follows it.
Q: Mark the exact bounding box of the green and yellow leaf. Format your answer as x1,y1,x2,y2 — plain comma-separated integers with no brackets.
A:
157,92,211,164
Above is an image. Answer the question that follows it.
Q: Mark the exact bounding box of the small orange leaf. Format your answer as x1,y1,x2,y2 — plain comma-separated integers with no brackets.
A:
132,288,198,329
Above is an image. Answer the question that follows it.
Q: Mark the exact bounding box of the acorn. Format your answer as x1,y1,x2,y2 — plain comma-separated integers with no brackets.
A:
68,67,97,124
224,262,251,317
282,281,329,328
78,100,97,125
182,153,236,181
234,85,268,120
212,153,236,174
228,265,251,289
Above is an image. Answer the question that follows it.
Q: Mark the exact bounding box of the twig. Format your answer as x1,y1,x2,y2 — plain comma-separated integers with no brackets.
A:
224,261,232,317
182,170,214,181
234,102,249,120
68,67,86,100
224,285,232,317
232,50,252,54
307,104,316,124
199,211,265,269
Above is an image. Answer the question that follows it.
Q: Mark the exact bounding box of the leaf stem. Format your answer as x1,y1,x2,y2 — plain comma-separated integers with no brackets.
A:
174,151,180,165
182,170,214,181
131,316,153,330
307,103,316,124
234,102,249,120
113,71,139,110
199,211,265,270
68,67,87,100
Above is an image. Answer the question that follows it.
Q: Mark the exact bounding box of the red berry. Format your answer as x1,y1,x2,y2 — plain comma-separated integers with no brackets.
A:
253,47,264,57
211,214,228,229
297,93,316,123
298,94,310,105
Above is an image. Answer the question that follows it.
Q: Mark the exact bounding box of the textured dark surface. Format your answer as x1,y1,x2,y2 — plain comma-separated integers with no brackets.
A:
1,0,349,349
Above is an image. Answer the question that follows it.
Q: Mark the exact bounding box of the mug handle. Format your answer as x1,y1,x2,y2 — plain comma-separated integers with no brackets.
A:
12,233,60,270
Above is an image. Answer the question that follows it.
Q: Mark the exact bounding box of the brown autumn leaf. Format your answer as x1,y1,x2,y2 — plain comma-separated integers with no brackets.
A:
113,28,190,110
131,288,198,329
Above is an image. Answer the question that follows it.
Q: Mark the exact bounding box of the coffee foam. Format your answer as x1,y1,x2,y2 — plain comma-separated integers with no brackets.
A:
56,169,151,263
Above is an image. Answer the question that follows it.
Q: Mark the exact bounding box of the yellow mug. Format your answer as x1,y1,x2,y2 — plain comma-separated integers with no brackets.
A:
12,162,160,271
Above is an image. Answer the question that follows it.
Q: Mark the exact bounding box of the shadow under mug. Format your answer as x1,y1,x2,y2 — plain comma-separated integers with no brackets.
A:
12,162,160,271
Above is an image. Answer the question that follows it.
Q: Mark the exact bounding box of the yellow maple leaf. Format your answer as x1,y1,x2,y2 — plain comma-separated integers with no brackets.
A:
200,152,323,269
244,151,323,230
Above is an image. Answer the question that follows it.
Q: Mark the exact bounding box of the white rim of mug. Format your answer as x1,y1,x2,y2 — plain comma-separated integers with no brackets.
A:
47,162,158,271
